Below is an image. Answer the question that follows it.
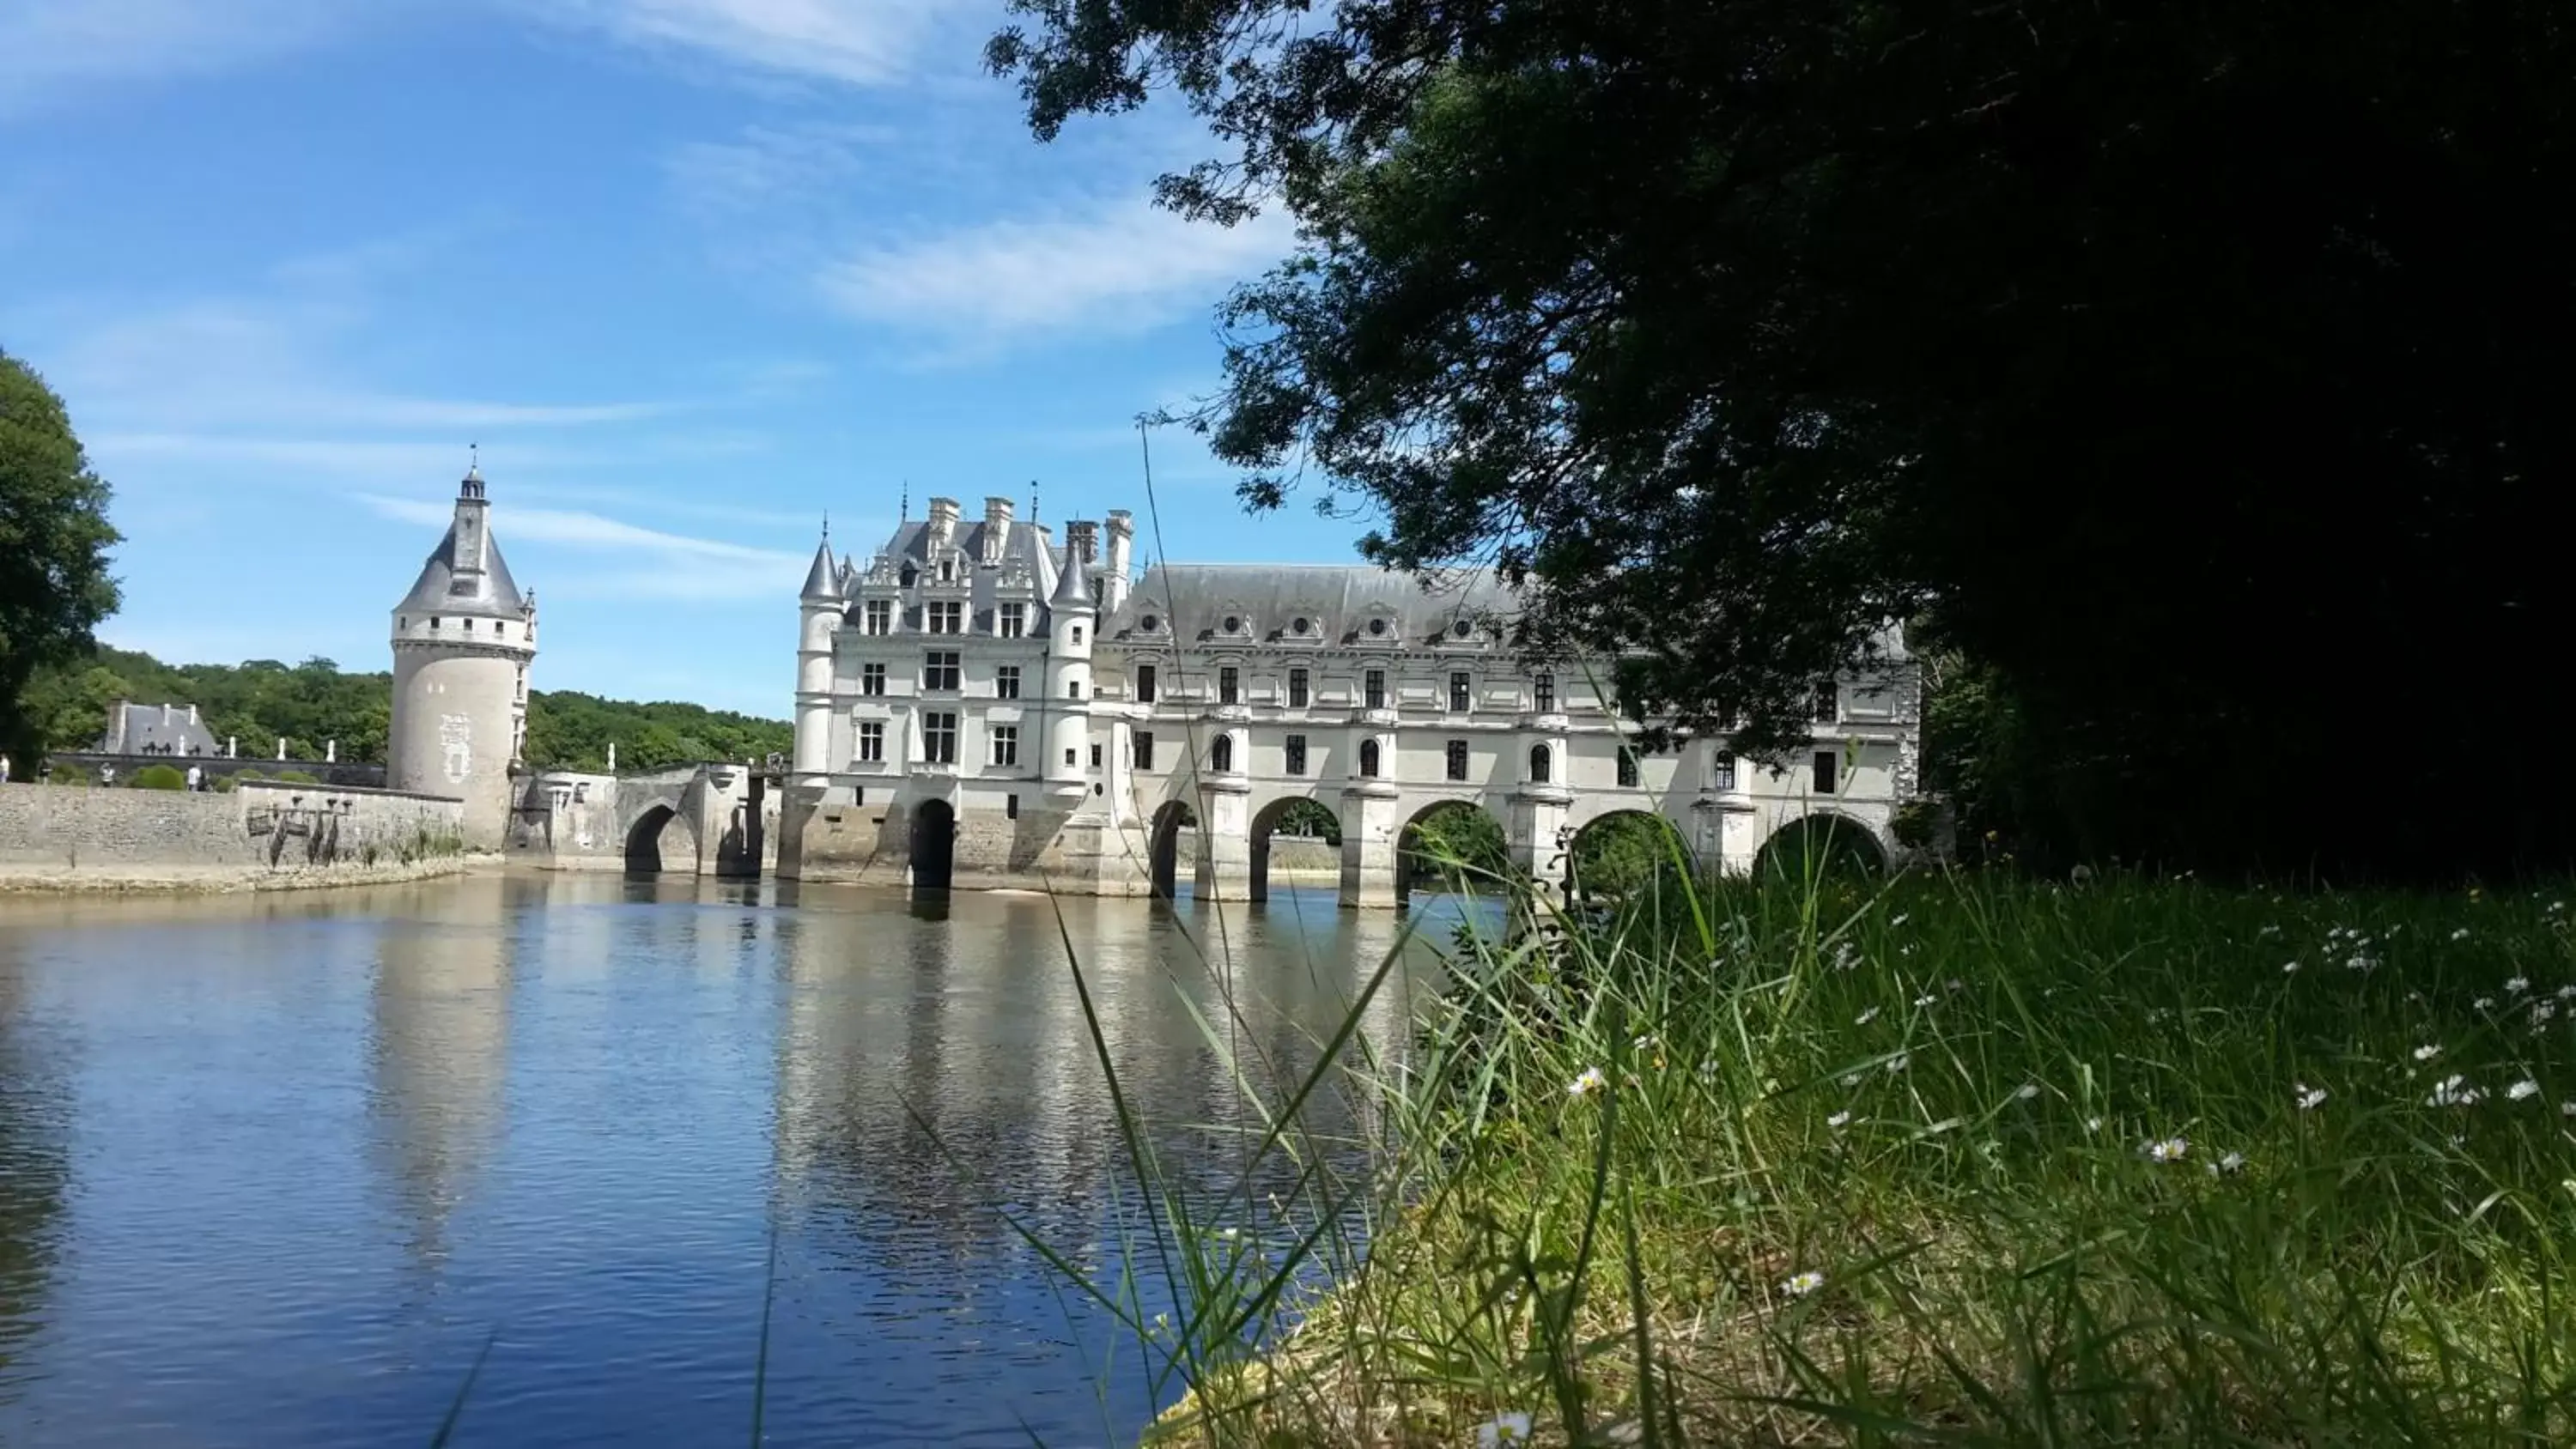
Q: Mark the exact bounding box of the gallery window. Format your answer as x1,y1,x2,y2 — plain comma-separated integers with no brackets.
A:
1133,731,1156,771
1358,739,1381,777
1533,672,1555,712
864,599,892,634
1813,750,1838,794
922,652,960,692
922,712,958,766
1219,666,1239,706
995,664,1020,700
1449,672,1471,712
860,663,886,697
1617,748,1639,789
1287,668,1309,708
855,721,884,763
1712,755,1738,791
1364,669,1386,710
1445,740,1469,781
1136,664,1157,703
998,603,1026,638
991,725,1018,767
1528,743,1552,785
1210,734,1235,773
1285,734,1308,776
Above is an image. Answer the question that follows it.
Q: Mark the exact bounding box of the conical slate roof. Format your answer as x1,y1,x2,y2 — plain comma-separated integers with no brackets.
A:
801,537,842,603
1048,533,1094,612
397,511,528,621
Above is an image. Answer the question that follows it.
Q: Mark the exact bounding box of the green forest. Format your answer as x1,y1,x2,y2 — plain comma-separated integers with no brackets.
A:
19,646,791,774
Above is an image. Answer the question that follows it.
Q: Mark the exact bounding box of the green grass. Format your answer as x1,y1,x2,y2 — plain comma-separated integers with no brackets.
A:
1030,863,2576,1447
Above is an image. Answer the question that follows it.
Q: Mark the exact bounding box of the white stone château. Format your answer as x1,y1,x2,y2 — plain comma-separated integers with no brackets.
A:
388,464,538,846
781,496,1921,903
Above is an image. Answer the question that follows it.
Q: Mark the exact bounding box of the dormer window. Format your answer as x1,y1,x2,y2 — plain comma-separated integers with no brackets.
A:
463,619,472,632
429,618,440,629
939,558,955,583
900,563,918,588
1366,617,1389,638
1452,620,1473,639
1222,614,1242,634
1139,613,1161,634
1291,615,1311,636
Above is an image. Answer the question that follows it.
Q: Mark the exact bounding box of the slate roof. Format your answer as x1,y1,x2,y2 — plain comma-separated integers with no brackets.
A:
801,537,841,602
396,504,528,620
861,517,1062,595
100,701,222,756
1102,563,1519,646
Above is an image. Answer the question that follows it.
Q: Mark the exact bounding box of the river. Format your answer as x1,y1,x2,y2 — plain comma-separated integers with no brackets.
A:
0,871,1467,1447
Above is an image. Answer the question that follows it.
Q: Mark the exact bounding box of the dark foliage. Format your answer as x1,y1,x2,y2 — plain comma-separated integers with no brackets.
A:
990,1,2576,879
0,350,120,761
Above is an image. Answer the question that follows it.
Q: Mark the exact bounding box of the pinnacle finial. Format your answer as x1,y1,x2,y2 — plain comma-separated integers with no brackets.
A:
901,481,909,521
1030,479,1039,522
466,441,481,481
822,509,829,543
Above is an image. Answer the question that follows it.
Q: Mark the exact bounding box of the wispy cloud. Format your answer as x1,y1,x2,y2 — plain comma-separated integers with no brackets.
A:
0,0,358,116
519,0,975,88
818,197,1296,355
358,493,814,601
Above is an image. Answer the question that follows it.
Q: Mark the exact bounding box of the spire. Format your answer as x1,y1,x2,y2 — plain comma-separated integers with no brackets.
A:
801,528,842,603
900,481,909,522
1029,479,1038,522
460,442,486,500
1047,529,1095,612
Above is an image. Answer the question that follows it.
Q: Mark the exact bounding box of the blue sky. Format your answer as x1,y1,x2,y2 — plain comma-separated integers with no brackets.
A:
0,0,1357,717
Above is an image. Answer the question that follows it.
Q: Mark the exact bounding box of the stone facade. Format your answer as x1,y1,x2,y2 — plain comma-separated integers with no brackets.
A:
507,762,777,877
781,498,1920,906
0,780,466,876
387,465,538,848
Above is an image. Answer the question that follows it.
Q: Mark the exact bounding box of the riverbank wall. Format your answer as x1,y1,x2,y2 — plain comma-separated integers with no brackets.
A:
0,780,475,893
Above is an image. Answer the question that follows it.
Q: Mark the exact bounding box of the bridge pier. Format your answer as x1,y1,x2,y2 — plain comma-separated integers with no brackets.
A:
1336,782,1401,909
1509,785,1574,902
1193,777,1255,900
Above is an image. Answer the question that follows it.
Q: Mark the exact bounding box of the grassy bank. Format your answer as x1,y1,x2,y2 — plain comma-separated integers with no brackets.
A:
1051,869,2576,1446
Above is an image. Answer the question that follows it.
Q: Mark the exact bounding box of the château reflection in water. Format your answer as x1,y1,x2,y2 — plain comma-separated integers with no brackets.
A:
0,872,1462,1447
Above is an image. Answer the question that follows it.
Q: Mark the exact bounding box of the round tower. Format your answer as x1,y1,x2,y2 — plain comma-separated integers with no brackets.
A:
1043,528,1096,791
388,462,538,846
793,527,842,787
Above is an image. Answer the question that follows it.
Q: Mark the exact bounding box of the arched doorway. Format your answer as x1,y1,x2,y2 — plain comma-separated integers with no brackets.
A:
1567,809,1690,900
1754,813,1886,882
1249,796,1340,904
1149,799,1198,900
624,804,690,874
1397,799,1510,902
909,798,957,891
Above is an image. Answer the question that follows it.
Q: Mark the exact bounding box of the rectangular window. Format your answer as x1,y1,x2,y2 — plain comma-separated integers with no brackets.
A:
923,712,957,765
1064,748,1077,767
991,725,1018,767
1066,679,1082,699
1364,669,1386,709
856,721,884,763
1449,672,1471,712
1285,734,1308,776
995,664,1020,700
1445,739,1469,781
1534,672,1555,712
928,600,963,634
1090,743,1103,769
1712,755,1738,791
864,599,891,634
998,603,1027,639
1617,747,1639,789
1135,664,1157,703
1133,731,1155,771
1812,750,1837,794
1812,680,1839,723
860,663,886,697
922,652,960,692
1288,668,1309,708
1219,666,1239,706
1005,793,1019,821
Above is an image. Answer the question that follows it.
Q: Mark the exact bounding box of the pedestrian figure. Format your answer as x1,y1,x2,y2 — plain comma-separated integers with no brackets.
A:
100,764,116,787
186,765,204,792
0,752,11,785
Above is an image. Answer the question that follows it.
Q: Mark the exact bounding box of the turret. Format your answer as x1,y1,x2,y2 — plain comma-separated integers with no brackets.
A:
387,459,538,846
1044,529,1097,788
1103,510,1134,613
793,527,841,786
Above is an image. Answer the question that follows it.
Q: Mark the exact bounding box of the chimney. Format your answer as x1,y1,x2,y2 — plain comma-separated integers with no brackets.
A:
162,703,174,730
1103,511,1134,612
1066,519,1099,566
927,496,961,555
188,704,199,726
982,496,1013,564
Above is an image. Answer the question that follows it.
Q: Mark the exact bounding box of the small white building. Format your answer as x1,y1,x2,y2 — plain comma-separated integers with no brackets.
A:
781,496,1920,905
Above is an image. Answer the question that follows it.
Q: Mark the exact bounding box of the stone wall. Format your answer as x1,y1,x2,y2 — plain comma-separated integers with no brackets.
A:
0,780,467,877
44,752,388,790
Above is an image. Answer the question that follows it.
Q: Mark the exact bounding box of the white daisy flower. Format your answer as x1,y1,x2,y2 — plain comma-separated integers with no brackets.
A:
1477,1411,1534,1447
1567,1066,1607,1100
2294,1083,2328,1111
2014,1083,2041,1101
2475,997,2496,1012
1885,1052,1910,1074
2427,1075,2482,1107
2506,976,2530,995
2085,1116,2105,1134
2451,927,2472,942
1826,1110,1852,1129
2414,1044,2443,1062
2208,1151,2245,1175
2508,1079,2540,1101
1854,1006,1880,1026
2282,960,2302,974
2146,1137,2189,1163
1781,1270,1826,1298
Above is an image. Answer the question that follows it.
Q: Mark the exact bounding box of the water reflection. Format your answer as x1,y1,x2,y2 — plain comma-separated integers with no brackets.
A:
0,874,1456,1446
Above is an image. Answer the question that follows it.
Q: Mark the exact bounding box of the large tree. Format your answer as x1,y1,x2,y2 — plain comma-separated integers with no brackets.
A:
0,351,120,762
989,2,2576,876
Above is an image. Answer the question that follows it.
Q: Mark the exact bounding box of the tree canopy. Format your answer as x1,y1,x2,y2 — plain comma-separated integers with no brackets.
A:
990,1,2576,878
15,646,790,774
0,350,120,761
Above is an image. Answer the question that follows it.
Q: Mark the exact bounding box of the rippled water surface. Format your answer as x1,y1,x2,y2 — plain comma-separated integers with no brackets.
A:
0,872,1450,1447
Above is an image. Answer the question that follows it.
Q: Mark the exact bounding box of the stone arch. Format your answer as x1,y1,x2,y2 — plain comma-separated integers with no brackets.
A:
909,797,957,891
1753,810,1888,882
1566,809,1691,900
1248,792,1340,904
1149,797,1199,900
624,803,694,875
1396,797,1510,900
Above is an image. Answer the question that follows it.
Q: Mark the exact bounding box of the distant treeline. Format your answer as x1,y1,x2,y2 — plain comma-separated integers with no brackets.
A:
19,646,790,774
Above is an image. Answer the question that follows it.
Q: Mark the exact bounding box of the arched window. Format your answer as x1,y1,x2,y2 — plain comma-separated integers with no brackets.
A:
1211,734,1235,773
1528,743,1552,785
1359,739,1381,778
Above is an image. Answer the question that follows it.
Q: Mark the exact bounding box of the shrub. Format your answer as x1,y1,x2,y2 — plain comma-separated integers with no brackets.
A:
272,769,319,785
130,764,187,791
46,763,89,785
